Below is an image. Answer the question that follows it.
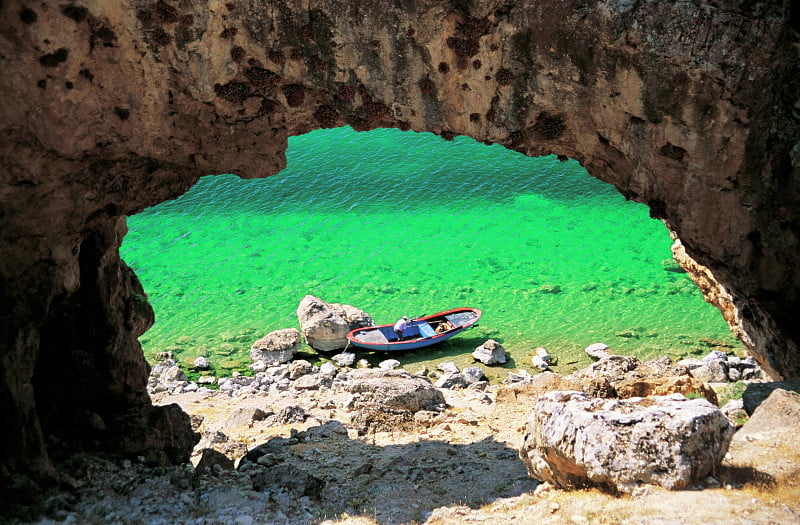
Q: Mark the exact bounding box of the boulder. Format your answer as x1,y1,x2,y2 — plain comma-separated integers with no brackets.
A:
296,295,372,351
472,339,507,365
741,378,800,415
519,391,734,493
250,328,301,365
336,369,445,412
329,302,374,330
726,388,800,483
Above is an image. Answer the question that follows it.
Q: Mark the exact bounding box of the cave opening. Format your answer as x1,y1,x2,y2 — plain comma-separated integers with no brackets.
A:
120,126,743,383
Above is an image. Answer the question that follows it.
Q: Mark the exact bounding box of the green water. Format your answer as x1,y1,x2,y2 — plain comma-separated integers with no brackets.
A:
121,127,741,380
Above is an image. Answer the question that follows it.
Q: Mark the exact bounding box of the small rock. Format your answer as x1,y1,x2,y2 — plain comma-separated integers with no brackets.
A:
332,352,356,367
164,365,188,382
503,369,533,384
690,359,729,383
434,373,469,389
535,347,553,363
462,366,485,384
319,361,337,376
193,356,210,370
532,355,550,371
584,342,611,360
437,361,460,374
702,350,728,362
194,448,234,475
379,359,401,370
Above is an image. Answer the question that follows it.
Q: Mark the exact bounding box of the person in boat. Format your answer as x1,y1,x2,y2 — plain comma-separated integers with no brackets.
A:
393,316,409,340
436,319,455,333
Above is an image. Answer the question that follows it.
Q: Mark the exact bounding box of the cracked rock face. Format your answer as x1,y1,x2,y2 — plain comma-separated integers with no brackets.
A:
0,0,798,489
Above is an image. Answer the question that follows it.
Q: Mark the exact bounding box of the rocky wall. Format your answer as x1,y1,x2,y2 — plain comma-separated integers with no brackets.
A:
1,0,798,492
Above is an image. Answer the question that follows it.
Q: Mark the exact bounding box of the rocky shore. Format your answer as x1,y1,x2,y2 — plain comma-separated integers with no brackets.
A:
7,343,799,525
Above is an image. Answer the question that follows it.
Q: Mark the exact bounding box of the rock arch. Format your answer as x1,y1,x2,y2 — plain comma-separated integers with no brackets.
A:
1,0,798,490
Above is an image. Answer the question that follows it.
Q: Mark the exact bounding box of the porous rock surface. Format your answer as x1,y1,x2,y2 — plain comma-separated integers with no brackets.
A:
296,294,373,351
1,0,799,493
519,391,734,493
249,327,302,366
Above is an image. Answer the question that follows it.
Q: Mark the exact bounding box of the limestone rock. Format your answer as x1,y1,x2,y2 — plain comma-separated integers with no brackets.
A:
584,342,611,360
520,391,734,493
472,339,507,365
462,367,485,384
296,295,372,351
332,352,356,367
614,375,718,405
285,359,314,380
336,369,444,413
434,374,469,389
741,378,800,415
437,361,460,374
250,328,301,365
532,355,550,371
535,347,553,364
726,388,800,482
689,359,729,383
379,359,401,370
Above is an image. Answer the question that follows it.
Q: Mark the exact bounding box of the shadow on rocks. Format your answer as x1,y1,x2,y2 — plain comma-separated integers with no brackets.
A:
235,423,538,524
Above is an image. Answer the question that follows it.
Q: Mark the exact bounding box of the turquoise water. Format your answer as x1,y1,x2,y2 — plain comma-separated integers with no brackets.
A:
121,127,741,379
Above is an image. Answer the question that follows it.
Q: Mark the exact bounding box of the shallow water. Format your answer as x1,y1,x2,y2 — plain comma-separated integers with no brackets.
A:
121,127,741,380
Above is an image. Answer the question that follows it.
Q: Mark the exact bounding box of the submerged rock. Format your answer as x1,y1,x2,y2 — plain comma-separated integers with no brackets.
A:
519,391,733,493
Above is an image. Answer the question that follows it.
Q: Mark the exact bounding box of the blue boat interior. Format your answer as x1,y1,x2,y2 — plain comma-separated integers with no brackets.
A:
351,310,479,345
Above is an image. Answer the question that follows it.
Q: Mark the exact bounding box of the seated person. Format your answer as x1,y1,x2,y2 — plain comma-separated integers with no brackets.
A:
436,319,455,333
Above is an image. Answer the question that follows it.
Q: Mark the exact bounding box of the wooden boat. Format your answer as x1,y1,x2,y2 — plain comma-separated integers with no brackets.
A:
346,307,482,351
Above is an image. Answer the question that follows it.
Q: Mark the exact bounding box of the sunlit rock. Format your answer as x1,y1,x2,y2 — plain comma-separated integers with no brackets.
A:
473,339,507,365
250,328,301,366
520,391,733,492
296,295,373,351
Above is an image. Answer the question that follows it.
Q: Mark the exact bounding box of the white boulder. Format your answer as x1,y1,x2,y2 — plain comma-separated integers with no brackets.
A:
520,391,734,493
472,339,507,365
296,295,373,351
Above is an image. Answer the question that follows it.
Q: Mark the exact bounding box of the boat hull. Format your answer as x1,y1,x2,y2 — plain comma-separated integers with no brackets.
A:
346,307,481,351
